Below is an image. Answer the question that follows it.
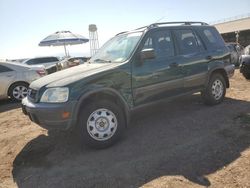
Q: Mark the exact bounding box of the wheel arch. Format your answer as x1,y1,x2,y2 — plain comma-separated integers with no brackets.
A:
75,88,131,127
7,81,29,96
207,68,229,88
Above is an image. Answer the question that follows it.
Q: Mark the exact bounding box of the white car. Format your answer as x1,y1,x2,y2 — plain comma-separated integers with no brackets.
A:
21,56,59,74
0,61,46,101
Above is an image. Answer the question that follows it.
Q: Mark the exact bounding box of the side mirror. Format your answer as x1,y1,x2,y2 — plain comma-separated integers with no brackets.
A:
140,48,155,60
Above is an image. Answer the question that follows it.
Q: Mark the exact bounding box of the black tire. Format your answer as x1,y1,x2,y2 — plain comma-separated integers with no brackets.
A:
242,72,250,80
9,82,29,101
201,73,226,105
77,100,126,149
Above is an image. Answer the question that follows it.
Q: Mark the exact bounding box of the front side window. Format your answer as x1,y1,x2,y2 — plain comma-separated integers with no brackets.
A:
90,32,142,63
142,30,175,58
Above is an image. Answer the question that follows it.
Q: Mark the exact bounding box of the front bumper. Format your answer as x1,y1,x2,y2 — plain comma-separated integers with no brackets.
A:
22,97,77,130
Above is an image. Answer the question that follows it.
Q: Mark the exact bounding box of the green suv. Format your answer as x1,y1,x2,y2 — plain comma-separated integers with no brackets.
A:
22,22,235,148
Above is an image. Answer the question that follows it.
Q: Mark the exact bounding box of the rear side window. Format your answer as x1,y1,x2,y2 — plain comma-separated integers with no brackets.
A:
174,29,200,55
38,57,58,63
0,65,13,73
47,57,59,62
198,27,225,50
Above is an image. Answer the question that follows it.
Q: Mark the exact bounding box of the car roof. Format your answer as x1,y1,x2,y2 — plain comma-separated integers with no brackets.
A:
22,56,59,62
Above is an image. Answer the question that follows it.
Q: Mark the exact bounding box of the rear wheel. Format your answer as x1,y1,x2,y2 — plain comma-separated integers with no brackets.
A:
202,73,226,105
77,100,125,149
9,82,29,101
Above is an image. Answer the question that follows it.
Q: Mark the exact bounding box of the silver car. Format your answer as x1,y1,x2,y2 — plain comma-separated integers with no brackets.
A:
0,61,46,101
21,56,59,74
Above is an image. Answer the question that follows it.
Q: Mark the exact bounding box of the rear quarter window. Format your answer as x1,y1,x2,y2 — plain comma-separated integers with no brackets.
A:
0,64,13,73
198,27,225,50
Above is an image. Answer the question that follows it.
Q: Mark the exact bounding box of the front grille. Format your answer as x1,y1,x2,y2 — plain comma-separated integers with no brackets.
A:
28,88,37,101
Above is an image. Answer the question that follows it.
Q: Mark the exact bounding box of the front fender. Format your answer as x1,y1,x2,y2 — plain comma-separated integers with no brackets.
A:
73,87,131,127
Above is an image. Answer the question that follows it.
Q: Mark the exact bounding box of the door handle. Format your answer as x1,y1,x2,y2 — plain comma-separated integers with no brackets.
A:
169,62,179,68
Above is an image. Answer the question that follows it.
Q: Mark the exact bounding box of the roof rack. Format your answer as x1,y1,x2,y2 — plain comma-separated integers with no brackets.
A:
149,21,209,27
134,21,209,30
117,21,209,36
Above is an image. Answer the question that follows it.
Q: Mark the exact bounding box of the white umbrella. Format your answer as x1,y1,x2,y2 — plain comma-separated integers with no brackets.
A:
39,31,89,56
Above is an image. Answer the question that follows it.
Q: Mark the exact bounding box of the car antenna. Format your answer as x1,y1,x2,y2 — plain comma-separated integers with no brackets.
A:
148,15,167,28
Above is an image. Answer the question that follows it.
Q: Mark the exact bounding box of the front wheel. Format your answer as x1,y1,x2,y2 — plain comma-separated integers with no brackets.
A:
77,100,126,149
201,74,226,105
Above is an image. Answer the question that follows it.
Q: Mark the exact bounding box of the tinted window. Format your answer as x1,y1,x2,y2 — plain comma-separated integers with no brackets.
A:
26,57,58,65
143,30,175,58
0,65,13,73
198,27,225,50
174,29,200,55
48,57,59,62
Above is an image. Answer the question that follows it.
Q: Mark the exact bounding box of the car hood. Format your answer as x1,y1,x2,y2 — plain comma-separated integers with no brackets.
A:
30,63,120,90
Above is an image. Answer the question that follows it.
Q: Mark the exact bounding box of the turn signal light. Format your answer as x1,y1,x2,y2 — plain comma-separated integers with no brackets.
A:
62,112,70,119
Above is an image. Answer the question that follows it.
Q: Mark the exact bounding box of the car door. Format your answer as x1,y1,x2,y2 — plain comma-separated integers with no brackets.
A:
173,28,208,92
0,64,16,98
132,29,184,106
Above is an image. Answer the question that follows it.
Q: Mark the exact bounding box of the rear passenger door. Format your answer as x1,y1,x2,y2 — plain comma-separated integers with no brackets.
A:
173,28,208,92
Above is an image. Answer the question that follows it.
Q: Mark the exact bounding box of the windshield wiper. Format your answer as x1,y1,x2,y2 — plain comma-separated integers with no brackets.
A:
94,59,111,63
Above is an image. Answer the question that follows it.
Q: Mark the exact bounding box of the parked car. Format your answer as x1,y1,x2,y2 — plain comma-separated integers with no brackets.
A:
58,57,89,70
22,22,234,148
226,43,243,66
0,61,46,101
21,56,59,74
240,45,250,79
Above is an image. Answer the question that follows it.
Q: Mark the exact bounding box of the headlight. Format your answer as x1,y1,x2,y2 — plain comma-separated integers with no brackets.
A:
40,87,69,103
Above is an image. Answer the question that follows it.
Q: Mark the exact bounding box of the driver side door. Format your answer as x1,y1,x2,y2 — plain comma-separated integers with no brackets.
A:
132,29,184,106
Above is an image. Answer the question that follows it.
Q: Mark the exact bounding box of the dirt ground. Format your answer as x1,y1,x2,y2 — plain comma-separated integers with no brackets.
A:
0,70,250,188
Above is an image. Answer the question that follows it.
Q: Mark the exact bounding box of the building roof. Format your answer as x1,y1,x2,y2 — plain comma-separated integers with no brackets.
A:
214,17,250,34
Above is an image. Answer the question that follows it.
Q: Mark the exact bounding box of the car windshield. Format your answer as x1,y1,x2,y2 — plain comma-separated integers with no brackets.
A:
90,32,142,63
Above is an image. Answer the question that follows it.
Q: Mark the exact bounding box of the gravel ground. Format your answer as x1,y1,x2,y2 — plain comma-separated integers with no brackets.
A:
0,70,250,188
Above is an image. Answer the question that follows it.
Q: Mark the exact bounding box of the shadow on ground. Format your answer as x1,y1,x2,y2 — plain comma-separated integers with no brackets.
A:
12,95,250,187
0,99,20,113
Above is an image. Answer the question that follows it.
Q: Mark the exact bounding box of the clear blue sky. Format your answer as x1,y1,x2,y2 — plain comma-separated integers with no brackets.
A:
0,0,250,59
